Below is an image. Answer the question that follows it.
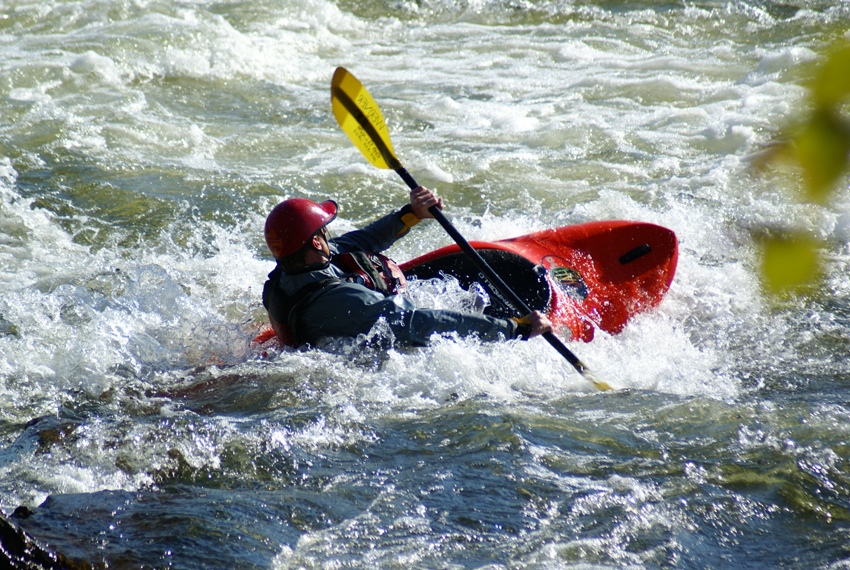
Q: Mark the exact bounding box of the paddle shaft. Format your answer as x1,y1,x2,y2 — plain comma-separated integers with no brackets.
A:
394,165,588,374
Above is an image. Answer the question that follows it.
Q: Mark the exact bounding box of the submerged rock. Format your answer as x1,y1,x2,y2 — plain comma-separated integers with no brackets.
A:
0,510,91,569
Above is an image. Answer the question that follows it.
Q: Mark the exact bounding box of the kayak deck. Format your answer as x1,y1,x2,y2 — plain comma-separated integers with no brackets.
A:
400,220,678,342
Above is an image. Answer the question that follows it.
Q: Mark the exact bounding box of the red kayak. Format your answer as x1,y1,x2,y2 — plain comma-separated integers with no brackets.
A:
253,220,677,348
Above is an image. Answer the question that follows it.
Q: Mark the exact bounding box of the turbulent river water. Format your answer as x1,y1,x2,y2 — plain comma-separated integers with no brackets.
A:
2,0,850,568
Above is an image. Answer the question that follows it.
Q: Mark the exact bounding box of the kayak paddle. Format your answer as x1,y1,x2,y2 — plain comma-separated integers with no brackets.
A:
330,67,612,391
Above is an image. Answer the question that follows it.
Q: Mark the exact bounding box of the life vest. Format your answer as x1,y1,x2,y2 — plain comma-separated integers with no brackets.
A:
330,251,406,295
262,251,406,347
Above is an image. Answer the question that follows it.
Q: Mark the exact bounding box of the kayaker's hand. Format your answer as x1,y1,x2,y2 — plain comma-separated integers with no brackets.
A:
526,311,552,338
514,311,553,339
410,186,443,220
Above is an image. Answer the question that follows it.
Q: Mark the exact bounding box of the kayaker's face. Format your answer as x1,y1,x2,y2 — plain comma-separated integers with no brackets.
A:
303,226,331,266
316,227,330,257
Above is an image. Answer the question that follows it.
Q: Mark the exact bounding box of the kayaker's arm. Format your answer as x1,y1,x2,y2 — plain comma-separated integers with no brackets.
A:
292,283,534,347
332,187,440,253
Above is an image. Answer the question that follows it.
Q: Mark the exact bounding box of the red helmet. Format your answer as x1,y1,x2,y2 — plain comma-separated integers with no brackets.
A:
264,198,338,259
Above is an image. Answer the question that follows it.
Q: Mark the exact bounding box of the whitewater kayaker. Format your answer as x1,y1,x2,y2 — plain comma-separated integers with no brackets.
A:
262,186,552,347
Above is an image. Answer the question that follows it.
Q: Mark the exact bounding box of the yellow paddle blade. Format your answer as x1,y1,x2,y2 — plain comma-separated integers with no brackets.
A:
331,67,399,171
583,369,614,392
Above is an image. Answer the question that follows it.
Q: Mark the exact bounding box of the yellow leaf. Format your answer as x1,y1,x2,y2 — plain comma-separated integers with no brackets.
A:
794,110,850,203
761,234,822,295
812,40,850,109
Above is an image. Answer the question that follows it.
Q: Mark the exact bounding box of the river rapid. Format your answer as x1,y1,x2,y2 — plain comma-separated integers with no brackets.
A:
2,0,850,568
